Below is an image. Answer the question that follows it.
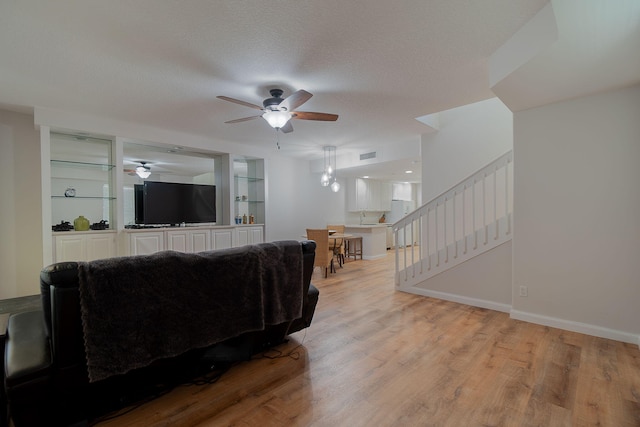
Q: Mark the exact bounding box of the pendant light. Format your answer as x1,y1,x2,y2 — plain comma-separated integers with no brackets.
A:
320,146,339,192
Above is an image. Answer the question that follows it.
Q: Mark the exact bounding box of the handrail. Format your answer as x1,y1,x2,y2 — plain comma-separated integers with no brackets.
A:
394,150,513,288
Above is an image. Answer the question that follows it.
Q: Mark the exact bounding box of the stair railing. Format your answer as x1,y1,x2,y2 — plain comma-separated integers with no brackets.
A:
394,150,513,289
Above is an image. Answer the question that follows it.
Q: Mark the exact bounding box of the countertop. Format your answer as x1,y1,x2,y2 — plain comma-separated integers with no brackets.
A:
345,224,388,229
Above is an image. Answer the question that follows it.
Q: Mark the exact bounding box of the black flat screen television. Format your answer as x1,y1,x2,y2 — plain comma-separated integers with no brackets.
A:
134,182,216,225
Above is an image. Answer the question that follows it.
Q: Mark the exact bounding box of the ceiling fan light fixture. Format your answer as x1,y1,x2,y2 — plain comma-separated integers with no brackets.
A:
262,110,292,129
136,163,151,179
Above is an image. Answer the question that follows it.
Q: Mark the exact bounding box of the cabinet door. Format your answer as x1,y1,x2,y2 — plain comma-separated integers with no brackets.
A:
212,228,233,250
357,178,369,210
368,180,380,211
86,234,116,261
166,230,189,252
190,229,210,252
379,182,392,211
236,228,249,247
348,178,371,212
129,232,164,255
54,234,87,262
248,226,264,244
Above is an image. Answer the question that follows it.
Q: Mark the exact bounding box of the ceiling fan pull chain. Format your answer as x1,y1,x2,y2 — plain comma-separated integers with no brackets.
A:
275,129,281,150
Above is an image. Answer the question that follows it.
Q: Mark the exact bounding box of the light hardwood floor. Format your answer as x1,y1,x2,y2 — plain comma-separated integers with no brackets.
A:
98,250,640,427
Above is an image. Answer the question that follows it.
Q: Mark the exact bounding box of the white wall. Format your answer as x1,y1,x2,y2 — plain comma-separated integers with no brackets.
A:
0,110,43,298
421,97,513,201
265,154,346,242
512,84,640,343
415,97,514,308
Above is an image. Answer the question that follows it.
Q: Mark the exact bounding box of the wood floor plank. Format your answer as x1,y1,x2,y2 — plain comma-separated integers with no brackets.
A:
95,251,640,427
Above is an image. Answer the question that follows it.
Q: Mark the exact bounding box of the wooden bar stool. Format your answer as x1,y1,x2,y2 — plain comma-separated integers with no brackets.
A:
344,236,363,261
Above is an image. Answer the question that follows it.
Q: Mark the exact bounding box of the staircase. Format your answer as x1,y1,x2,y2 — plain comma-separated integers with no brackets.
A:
393,151,513,292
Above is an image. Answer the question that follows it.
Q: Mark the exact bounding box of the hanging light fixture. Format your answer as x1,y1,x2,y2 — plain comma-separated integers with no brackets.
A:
320,146,339,192
136,162,151,179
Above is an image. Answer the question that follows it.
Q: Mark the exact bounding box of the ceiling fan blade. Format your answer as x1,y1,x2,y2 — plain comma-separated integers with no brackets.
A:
224,115,262,124
217,96,263,111
279,90,312,112
280,121,294,133
292,111,339,121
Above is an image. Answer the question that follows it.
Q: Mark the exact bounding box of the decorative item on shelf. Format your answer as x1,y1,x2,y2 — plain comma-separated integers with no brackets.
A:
235,196,240,201
242,213,247,224
235,215,242,224
90,220,109,230
242,195,248,201
73,215,90,231
379,213,386,223
64,187,76,197
249,214,255,224
52,221,73,232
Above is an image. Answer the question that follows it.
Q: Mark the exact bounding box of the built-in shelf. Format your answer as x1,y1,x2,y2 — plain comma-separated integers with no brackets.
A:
234,176,264,182
51,196,116,200
233,158,265,225
50,159,115,171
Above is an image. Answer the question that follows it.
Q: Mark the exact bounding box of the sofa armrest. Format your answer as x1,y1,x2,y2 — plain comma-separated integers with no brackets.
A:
4,310,55,427
4,310,52,394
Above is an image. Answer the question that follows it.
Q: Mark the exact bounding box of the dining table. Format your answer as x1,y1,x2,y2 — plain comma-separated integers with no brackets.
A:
302,232,354,269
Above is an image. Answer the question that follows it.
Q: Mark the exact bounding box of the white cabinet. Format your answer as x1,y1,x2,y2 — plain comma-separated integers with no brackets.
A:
392,183,413,201
166,229,211,253
212,228,234,250
348,178,392,212
128,231,165,255
236,226,264,247
126,225,263,255
53,232,116,262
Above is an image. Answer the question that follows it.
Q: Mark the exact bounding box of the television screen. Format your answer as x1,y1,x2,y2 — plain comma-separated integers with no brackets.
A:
135,182,216,225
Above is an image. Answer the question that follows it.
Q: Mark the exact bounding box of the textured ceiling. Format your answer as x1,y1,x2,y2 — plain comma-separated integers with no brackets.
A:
0,1,548,164
7,0,640,182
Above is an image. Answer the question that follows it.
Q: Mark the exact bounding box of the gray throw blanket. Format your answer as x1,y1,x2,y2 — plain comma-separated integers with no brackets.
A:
78,240,303,382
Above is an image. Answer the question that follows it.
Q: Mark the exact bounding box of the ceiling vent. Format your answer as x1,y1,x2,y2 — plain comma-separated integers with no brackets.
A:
360,151,377,161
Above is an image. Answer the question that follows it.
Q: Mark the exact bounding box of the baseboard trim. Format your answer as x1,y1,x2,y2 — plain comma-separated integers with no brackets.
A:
510,309,640,346
398,286,511,313
399,286,640,347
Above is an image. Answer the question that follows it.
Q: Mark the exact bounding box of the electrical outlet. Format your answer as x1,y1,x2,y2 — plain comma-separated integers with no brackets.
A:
519,286,528,297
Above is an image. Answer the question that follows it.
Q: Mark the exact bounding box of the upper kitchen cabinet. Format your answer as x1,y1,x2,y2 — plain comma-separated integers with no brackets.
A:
348,178,392,212
50,133,115,229
392,182,413,201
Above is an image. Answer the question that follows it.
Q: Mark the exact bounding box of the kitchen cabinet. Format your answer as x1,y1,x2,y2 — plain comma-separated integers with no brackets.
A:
348,178,392,212
392,183,413,201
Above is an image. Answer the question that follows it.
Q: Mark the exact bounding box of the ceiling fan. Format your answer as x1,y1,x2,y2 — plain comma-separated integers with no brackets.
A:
124,162,151,178
217,88,338,133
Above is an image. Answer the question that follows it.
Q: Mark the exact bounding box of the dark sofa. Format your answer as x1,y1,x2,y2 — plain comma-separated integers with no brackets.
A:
3,240,318,427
